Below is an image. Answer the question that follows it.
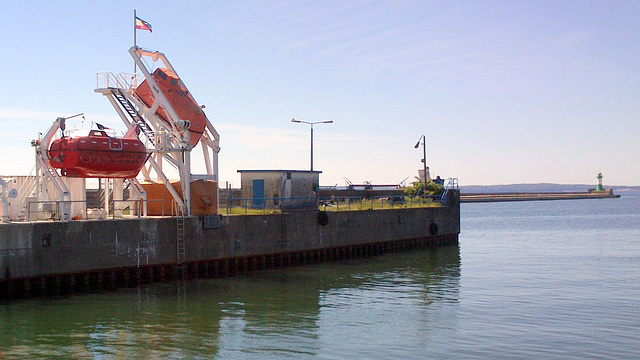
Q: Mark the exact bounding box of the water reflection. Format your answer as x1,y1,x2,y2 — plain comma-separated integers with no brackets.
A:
0,246,460,359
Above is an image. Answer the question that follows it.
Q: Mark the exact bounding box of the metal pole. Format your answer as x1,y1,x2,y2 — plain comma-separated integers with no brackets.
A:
414,134,427,188
133,10,137,74
310,124,314,171
134,10,137,49
291,118,332,172
423,136,427,183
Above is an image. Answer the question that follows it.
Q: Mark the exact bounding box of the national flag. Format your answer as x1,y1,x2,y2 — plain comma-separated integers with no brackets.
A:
135,17,152,32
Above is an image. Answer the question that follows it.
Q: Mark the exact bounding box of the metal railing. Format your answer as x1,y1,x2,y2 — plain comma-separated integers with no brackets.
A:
448,177,459,189
225,193,448,215
320,194,443,211
26,200,69,221
19,179,460,220
225,197,317,215
440,178,459,206
108,199,148,219
96,72,138,90
24,198,151,221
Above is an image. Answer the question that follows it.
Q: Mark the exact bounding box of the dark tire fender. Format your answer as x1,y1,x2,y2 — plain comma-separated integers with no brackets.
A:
429,222,439,235
317,211,329,226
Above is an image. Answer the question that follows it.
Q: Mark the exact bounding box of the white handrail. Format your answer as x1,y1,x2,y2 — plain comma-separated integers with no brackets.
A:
96,72,138,90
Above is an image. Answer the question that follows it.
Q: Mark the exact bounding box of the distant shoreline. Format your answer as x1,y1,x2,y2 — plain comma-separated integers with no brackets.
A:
459,183,640,195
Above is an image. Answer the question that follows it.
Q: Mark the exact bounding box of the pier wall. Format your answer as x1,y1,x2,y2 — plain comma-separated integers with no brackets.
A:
0,191,459,298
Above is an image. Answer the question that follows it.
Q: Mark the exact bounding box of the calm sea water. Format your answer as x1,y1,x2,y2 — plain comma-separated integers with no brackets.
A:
1,195,639,359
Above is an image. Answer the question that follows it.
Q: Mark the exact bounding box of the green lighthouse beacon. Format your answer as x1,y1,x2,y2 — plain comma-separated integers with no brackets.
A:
596,172,604,191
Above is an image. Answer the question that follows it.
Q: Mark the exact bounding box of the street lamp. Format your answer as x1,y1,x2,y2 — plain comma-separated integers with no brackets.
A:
291,118,333,171
414,134,427,184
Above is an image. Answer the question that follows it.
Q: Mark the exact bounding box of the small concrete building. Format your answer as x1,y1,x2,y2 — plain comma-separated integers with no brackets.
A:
237,170,321,208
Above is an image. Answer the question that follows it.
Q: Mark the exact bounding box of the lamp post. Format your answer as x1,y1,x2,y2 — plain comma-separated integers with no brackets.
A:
414,134,427,184
291,118,333,171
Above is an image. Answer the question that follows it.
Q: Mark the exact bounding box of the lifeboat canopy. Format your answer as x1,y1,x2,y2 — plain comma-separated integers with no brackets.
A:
48,128,149,178
135,68,207,147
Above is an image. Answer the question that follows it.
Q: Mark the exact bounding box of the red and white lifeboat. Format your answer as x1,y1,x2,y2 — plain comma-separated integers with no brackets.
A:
48,129,149,178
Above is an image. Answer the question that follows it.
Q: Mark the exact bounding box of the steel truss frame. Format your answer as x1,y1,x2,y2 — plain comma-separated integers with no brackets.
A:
96,46,220,216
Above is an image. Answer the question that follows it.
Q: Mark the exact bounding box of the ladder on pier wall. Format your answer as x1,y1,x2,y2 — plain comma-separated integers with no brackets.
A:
176,216,186,274
174,201,186,276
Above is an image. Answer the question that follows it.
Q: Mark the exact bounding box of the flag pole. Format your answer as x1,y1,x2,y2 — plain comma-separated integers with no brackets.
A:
133,9,137,74
133,9,137,48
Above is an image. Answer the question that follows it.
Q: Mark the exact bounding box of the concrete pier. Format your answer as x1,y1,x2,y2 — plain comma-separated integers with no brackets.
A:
0,191,460,300
461,190,619,203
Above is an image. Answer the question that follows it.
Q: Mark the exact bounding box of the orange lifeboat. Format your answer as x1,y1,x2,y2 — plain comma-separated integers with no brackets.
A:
135,68,207,147
48,129,149,178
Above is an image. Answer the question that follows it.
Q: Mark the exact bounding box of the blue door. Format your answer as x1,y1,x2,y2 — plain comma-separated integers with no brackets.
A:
252,179,265,207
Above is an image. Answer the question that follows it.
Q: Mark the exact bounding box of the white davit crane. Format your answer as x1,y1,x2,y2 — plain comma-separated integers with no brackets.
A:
96,46,221,216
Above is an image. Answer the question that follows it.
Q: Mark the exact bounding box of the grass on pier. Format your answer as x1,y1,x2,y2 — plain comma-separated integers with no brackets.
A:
225,197,441,215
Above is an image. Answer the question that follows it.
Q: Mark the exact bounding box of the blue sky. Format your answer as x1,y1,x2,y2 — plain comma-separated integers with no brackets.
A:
1,1,638,187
